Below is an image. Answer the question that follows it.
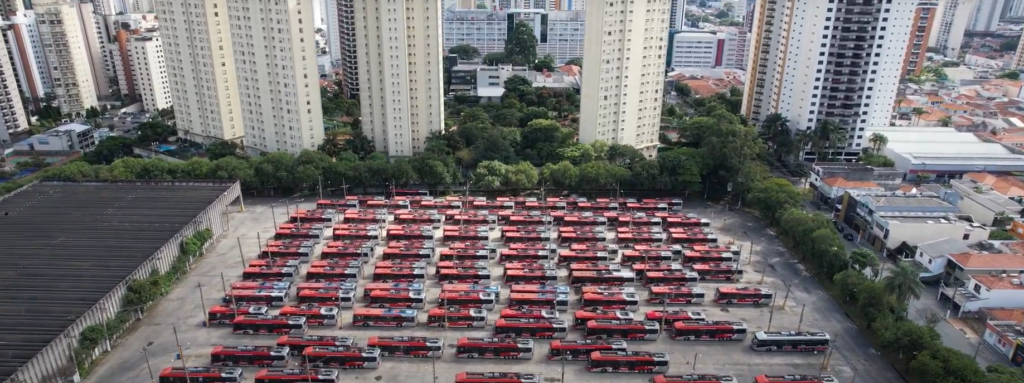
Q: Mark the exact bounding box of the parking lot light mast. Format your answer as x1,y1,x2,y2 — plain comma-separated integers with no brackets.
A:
143,346,155,383
197,283,208,327
173,326,190,381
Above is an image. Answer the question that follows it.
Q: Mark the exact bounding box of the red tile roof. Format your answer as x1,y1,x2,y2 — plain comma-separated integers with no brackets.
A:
948,252,1024,269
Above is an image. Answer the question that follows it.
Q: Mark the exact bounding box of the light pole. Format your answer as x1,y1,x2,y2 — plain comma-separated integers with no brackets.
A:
143,346,155,383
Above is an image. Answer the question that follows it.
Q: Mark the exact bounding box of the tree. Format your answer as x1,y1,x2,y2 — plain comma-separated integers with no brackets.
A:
909,346,988,383
874,315,941,362
997,70,1021,80
714,9,730,19
746,178,806,226
448,44,481,60
483,52,507,65
761,113,793,159
136,120,175,144
698,0,708,7
318,130,350,159
206,140,241,160
532,55,556,72
939,116,953,127
675,82,693,98
504,21,538,66
84,106,101,119
519,119,574,164
867,132,888,153
1000,38,1020,52
344,129,376,159
883,263,925,304
605,144,646,167
811,119,845,161
83,136,137,165
848,248,880,275
657,148,704,192
986,365,1024,383
565,57,583,67
859,153,896,167
502,75,535,103
14,155,49,171
833,269,870,303
989,230,1015,240
576,161,629,191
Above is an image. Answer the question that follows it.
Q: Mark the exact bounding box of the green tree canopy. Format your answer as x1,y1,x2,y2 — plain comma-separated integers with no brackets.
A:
504,21,538,66
448,44,481,60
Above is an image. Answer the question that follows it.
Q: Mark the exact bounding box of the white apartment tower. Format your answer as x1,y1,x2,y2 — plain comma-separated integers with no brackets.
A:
743,0,916,160
929,0,975,58
33,0,98,116
443,10,586,65
579,0,670,157
125,34,171,111
0,29,29,144
2,12,52,104
671,0,688,29
356,0,445,156
968,0,1004,32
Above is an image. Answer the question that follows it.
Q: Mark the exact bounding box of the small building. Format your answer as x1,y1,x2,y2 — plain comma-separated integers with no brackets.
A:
13,123,97,152
839,191,989,251
980,308,1024,365
914,237,974,281
944,252,1024,285
808,162,905,206
950,177,1023,226
940,274,1024,317
866,127,1024,181
449,62,580,100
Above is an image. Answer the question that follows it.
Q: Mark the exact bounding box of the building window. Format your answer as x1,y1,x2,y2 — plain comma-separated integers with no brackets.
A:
962,233,970,240
972,283,982,294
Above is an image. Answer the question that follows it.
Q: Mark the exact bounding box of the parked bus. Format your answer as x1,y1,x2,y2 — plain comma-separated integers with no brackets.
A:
376,260,429,270
242,267,298,282
571,309,634,329
439,249,492,261
499,249,553,264
569,270,636,287
442,283,501,296
580,292,641,311
644,310,707,324
367,336,443,358
310,260,362,269
223,290,288,307
691,263,743,281
507,293,570,311
509,284,570,295
546,339,627,361
557,251,612,265
584,320,661,341
751,375,838,383
276,335,356,356
648,286,707,305
232,315,307,335
631,262,685,278
714,286,774,305
435,260,489,274
426,307,489,328
208,305,268,325
558,232,607,245
455,337,535,359
750,331,831,352
438,291,497,310
616,232,666,246
650,374,738,383
668,232,717,245
253,369,340,383
267,239,317,248
362,282,424,301
568,263,623,276
305,267,360,283
297,289,356,308
499,308,559,320
586,351,670,373
503,262,556,274
158,367,243,383
454,372,540,383
296,282,356,292
569,243,620,255
504,269,559,285
632,244,683,256
382,248,434,261
260,247,314,262
249,259,301,268
671,321,747,341
579,286,637,296
438,268,492,284
493,318,569,339
682,251,735,266
449,241,498,255
320,246,371,261
367,289,426,309
278,305,339,326
509,242,558,256
620,250,674,266
229,281,292,291
210,346,290,367
372,268,427,283
351,308,418,327
301,346,382,369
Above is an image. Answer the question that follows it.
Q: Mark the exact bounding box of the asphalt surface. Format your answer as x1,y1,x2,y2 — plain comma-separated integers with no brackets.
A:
82,198,902,383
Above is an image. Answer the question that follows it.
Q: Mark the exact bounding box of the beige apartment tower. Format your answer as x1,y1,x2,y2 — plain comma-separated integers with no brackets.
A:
355,0,445,156
33,0,98,116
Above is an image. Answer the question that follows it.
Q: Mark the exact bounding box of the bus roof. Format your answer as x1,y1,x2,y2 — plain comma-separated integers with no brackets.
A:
353,308,418,316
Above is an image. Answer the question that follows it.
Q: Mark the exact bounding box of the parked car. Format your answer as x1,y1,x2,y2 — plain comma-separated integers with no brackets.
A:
843,233,855,241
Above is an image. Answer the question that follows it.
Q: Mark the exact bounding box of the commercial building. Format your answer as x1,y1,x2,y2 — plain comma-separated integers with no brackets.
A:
33,0,99,116
579,0,668,157
968,0,1005,32
902,2,938,77
14,123,96,151
742,0,916,161
949,175,1024,226
913,237,975,280
668,27,748,70
868,127,1024,180
930,0,976,58
839,190,990,251
442,9,586,64
449,62,580,99
981,308,1024,365
941,273,1024,317
356,0,444,156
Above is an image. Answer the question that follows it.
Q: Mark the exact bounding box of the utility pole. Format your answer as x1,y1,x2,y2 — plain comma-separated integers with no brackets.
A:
766,293,777,331
781,283,793,310
197,283,208,327
341,178,350,198
237,237,247,268
220,272,228,296
143,346,155,383
318,176,324,200
850,369,857,383
270,203,278,228
173,326,190,381
560,353,566,383
797,304,806,331
973,340,983,361
759,263,768,284
691,352,699,372
747,242,754,265
257,232,263,249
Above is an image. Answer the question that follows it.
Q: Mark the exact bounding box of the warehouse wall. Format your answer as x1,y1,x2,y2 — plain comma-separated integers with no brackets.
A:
5,181,241,383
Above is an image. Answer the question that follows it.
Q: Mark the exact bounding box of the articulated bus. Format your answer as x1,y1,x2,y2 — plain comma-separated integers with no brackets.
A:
435,260,489,274
253,369,340,383
278,305,339,326
570,271,636,287
504,270,559,285
362,283,424,301
714,286,774,305
242,267,298,282
750,331,831,352
648,286,707,305
455,337,534,359
223,289,288,307
569,263,623,276
427,307,489,327
208,305,269,325
454,372,541,383
499,249,553,263
438,292,497,309
442,283,502,296
507,293,570,311
682,251,735,266
302,347,382,369
277,335,356,356
305,267,360,283
751,375,838,383
440,249,492,261
644,310,707,324
572,309,634,329
580,292,641,311
671,321,748,341
158,367,243,383
351,308,418,327
631,262,685,278
232,315,307,335
249,259,301,268
547,339,627,361
499,308,559,320
367,290,426,308
509,284,570,295
644,271,700,287
584,320,661,340
367,336,443,358
557,251,612,265
211,346,290,367
438,268,492,284
620,250,674,266
493,318,569,339
297,289,356,308
650,374,738,383
372,268,427,283
586,351,670,373
503,262,556,274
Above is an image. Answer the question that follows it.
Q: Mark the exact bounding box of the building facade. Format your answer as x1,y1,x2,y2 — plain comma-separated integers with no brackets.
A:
356,0,445,156
124,34,171,111
1003,0,1024,18
442,9,585,64
337,0,358,99
742,0,916,160
33,0,99,116
0,27,27,144
74,2,111,98
1,12,51,106
902,2,938,77
930,0,975,58
579,0,669,157
969,0,1005,32
670,0,688,29
669,27,747,70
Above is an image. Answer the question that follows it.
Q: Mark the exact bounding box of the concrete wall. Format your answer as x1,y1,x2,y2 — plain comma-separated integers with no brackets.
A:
4,181,241,383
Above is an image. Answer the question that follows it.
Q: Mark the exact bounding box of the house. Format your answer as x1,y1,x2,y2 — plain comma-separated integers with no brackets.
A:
818,178,884,200
949,176,1023,227
943,252,1024,285
939,103,972,116
980,308,1024,364
839,191,990,251
940,274,1024,317
914,237,974,281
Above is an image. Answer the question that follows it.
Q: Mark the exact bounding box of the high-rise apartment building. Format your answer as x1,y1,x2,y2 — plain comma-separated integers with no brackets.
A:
1,11,51,106
549,0,586,10
929,0,976,57
355,0,444,156
743,0,916,160
1012,32,1024,68
325,0,340,65
33,0,98,116
75,1,111,98
902,2,938,77
109,29,170,111
443,9,586,64
579,0,669,157
670,0,687,29
968,0,1004,31
668,27,748,70
1003,0,1024,18
0,28,28,144
333,0,358,99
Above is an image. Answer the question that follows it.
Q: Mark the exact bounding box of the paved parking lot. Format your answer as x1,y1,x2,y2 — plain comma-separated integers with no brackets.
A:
84,199,900,383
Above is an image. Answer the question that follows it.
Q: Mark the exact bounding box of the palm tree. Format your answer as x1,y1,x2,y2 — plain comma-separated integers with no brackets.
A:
911,107,926,126
760,113,791,159
883,263,925,303
892,97,904,116
939,116,953,127
793,129,813,161
867,132,888,154
812,119,845,161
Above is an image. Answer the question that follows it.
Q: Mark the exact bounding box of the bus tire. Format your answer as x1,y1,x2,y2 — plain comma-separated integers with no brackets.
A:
396,323,402,327
468,354,476,358
437,323,445,328
244,330,253,335
726,300,734,304
658,299,666,304
377,304,386,308
362,322,370,327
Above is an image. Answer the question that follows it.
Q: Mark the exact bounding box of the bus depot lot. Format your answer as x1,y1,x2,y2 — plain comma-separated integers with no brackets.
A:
85,200,897,383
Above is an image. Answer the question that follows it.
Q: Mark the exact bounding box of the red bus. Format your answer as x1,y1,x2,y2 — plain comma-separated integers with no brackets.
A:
499,249,552,263
455,337,534,359
297,289,355,308
509,242,558,256
442,283,502,295
509,284,570,295
372,268,427,283
449,240,497,254
367,336,443,357
446,214,498,225
362,282,425,300
208,305,269,325
563,215,608,226
382,247,434,261
507,293,570,311
305,267,360,283
614,225,662,233
276,228,324,241
387,239,436,249
302,346,382,369
682,251,735,266
644,310,707,324
351,308,418,327
493,318,569,339
571,309,634,329
276,335,356,356
367,289,426,308
439,249,492,261
260,247,313,262
569,270,636,287
253,369,340,383
316,199,359,209
671,320,747,341
616,232,666,245
376,260,428,270
569,263,623,276
715,286,773,305
620,250,674,265
644,271,700,287
499,308,559,320
210,346,290,367
442,230,491,243
332,229,380,241
618,213,666,225
438,291,497,309
296,282,356,292
662,216,711,228
642,198,683,208
580,292,640,311
435,260,489,274
557,250,612,265
691,245,740,254
668,232,717,244
242,267,298,282
648,286,707,305
503,261,556,274
651,374,738,383
454,372,540,383
586,351,670,373
223,289,288,307
504,269,558,285
267,239,316,248
584,319,661,340
631,262,685,278
508,215,553,225
438,268,492,284
392,214,441,226
158,367,243,383
232,315,307,335
752,375,838,383
547,339,627,361
310,259,362,269
320,247,371,261
633,244,683,255
558,232,607,245
569,243,620,255
503,231,551,244
278,305,340,326
427,307,489,327
692,263,743,281
249,259,301,268
575,202,620,212
579,286,636,296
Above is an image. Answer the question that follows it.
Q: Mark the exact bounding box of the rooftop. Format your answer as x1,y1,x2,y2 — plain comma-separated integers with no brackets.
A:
822,177,880,189
948,252,1024,269
53,123,93,134
986,308,1024,323
869,195,953,208
867,127,1024,166
974,275,1024,290
951,178,1023,212
963,172,1024,197
0,182,233,382
917,237,974,257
